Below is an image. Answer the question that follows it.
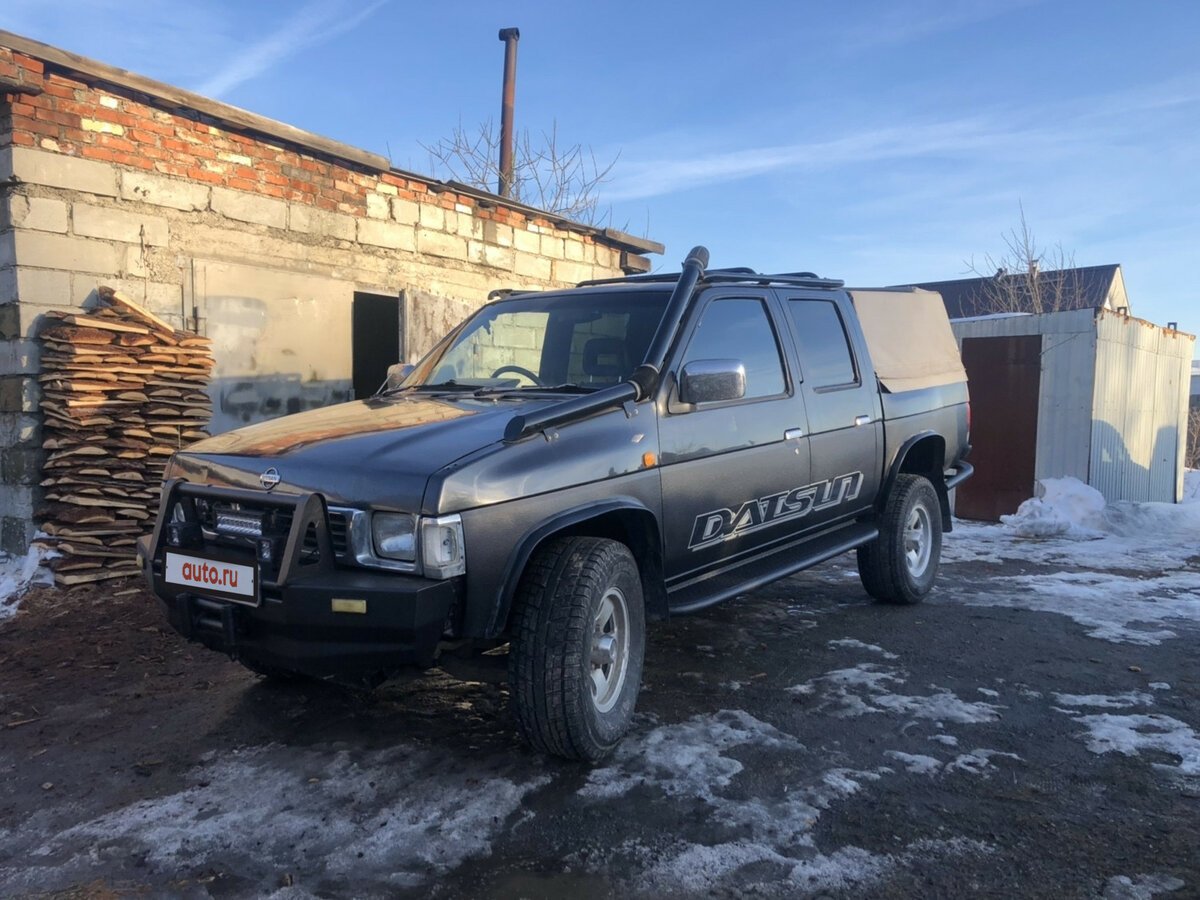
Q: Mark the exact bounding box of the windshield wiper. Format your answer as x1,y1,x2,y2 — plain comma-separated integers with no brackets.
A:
408,379,518,393
388,379,601,399
509,383,600,394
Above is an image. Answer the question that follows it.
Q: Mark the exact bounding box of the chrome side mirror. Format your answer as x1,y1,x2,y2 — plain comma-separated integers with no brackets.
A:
679,359,746,405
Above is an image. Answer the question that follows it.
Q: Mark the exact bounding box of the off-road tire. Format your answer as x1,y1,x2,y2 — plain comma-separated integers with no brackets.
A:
857,473,942,605
508,536,645,762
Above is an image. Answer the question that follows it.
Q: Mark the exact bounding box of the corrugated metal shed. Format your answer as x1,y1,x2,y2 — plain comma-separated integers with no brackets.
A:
950,308,1194,514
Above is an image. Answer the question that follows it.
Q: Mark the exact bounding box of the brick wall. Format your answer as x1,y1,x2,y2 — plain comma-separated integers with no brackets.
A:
0,43,653,552
0,48,626,282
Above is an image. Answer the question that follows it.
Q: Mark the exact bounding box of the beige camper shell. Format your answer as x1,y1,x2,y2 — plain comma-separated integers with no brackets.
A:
849,289,966,393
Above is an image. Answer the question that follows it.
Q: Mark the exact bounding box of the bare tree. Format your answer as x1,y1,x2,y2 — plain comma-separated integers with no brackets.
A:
423,120,618,226
965,207,1084,315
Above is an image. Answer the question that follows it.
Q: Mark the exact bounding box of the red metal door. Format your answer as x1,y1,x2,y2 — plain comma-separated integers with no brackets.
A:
957,335,1042,521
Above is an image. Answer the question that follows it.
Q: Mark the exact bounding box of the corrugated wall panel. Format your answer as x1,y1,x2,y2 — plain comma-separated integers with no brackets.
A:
1092,312,1195,502
1035,329,1096,483
1091,327,1131,500
1150,348,1180,501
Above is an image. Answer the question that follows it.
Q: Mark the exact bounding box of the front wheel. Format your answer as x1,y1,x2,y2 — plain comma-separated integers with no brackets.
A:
857,473,942,604
508,536,645,761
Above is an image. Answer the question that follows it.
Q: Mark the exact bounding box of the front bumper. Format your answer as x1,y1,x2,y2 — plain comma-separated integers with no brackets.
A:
139,480,459,679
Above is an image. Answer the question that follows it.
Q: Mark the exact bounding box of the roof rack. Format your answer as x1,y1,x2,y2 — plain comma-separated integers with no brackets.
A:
576,267,844,290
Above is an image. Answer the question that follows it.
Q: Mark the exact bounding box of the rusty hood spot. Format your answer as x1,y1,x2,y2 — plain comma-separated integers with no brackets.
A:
188,396,474,457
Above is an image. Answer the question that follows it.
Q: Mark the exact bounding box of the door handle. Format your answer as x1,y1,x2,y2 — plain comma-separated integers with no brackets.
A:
784,428,804,440
854,415,871,426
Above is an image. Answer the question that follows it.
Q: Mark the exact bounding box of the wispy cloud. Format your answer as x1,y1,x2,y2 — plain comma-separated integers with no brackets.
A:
604,116,1055,201
837,0,1043,49
603,76,1200,203
196,0,387,99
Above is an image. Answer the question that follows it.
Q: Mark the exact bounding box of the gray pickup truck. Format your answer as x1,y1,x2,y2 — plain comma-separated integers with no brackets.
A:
138,246,972,760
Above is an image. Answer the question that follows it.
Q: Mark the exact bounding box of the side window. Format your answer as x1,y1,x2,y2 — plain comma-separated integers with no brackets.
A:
788,300,858,388
681,298,785,399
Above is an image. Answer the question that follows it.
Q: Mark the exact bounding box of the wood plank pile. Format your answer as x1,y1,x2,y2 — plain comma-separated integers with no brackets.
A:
34,287,214,586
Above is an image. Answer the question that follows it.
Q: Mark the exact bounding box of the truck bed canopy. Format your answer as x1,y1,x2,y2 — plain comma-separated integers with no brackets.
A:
849,289,966,393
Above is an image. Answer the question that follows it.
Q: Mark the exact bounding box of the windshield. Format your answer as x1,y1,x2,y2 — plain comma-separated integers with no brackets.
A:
402,289,670,391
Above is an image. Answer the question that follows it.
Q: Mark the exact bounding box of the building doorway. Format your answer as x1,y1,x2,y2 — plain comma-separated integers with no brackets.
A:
351,292,401,400
957,335,1042,521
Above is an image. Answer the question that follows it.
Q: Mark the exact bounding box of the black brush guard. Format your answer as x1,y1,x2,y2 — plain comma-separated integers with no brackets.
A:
140,479,458,679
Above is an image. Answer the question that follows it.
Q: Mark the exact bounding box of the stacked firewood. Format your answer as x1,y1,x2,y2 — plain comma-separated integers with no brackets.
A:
35,288,214,586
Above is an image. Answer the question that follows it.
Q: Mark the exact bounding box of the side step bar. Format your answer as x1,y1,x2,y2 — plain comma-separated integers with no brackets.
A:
667,521,878,614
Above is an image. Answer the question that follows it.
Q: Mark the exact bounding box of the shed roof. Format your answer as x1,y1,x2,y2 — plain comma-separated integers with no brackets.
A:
896,264,1123,320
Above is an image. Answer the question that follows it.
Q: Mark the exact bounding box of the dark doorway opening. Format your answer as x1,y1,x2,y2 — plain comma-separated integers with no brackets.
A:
957,334,1042,521
352,292,401,399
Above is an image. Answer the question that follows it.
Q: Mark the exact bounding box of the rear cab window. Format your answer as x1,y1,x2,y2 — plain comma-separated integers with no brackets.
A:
787,299,860,389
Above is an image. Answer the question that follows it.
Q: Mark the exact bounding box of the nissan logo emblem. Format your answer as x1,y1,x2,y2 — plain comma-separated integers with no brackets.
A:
260,467,281,490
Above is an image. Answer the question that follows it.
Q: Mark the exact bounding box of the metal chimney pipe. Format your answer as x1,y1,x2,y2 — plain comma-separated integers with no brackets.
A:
497,27,520,198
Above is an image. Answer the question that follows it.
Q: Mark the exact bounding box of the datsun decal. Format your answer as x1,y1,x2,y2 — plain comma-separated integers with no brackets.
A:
689,472,864,550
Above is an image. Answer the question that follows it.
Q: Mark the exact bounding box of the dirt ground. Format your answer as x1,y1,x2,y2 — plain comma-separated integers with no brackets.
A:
0,524,1197,899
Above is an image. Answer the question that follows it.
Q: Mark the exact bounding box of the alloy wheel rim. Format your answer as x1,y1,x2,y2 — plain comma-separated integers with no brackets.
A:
905,503,932,576
589,586,630,713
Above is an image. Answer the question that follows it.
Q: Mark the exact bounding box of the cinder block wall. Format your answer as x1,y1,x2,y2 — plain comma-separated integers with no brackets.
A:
0,44,650,552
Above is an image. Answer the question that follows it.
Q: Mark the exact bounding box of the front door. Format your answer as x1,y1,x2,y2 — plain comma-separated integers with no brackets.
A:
657,293,811,589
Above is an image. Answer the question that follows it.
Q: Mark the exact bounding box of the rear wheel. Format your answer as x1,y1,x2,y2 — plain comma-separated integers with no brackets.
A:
508,536,645,761
857,473,942,604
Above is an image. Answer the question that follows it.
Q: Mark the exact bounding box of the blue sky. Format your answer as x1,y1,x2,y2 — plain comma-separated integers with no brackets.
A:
6,1,1199,341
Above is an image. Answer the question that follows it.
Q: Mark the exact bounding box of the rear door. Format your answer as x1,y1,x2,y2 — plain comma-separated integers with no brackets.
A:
657,290,811,587
777,292,882,531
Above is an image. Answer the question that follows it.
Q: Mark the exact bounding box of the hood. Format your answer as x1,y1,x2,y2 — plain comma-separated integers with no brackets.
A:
170,393,558,511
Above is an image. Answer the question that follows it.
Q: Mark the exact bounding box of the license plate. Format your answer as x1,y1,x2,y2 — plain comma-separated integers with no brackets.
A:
164,551,259,605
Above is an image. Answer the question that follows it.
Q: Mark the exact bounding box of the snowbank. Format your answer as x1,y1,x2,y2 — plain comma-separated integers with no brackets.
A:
1001,475,1200,541
0,541,57,622
1000,478,1107,539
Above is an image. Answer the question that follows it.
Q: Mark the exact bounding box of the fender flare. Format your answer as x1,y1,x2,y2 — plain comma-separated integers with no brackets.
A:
881,431,951,524
487,498,664,635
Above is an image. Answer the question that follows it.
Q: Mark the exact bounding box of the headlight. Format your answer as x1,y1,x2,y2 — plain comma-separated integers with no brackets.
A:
371,512,417,561
421,514,466,578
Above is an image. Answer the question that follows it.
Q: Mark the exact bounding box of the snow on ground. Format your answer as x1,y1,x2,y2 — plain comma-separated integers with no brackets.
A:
4,743,550,893
962,570,1200,645
1052,692,1156,709
0,541,56,622
884,749,1021,777
946,475,1200,573
942,476,1200,646
1046,692,1200,789
575,708,991,896
826,638,898,659
789,662,1002,724
1102,873,1187,899
1071,713,1200,782
578,641,1010,893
